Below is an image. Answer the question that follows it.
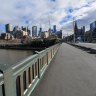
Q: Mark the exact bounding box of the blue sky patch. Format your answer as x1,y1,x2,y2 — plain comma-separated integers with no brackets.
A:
0,24,5,32
20,16,31,24
60,15,73,24
68,8,73,13
51,0,56,2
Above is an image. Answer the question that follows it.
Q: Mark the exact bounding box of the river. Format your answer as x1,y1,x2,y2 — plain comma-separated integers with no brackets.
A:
0,49,33,65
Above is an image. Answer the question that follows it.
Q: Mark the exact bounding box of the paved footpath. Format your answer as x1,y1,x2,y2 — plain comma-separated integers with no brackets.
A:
32,43,96,96
75,43,96,49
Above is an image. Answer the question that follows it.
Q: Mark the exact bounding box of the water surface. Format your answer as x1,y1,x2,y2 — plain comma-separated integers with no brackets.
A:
0,49,33,65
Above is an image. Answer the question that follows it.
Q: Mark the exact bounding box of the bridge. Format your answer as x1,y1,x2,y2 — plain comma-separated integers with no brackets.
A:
0,43,96,96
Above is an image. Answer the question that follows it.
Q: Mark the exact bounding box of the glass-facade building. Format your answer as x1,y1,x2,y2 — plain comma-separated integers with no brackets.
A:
32,26,37,37
90,21,96,40
90,21,96,31
53,25,56,33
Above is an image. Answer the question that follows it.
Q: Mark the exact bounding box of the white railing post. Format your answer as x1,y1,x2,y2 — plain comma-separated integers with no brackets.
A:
0,64,17,96
35,51,41,79
0,74,4,96
47,51,49,65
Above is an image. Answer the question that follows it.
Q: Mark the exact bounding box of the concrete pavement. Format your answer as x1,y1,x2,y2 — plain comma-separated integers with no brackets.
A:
75,43,96,49
32,43,96,96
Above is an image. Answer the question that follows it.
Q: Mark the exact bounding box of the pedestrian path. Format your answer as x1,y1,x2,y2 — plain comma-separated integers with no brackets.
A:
75,43,96,49
32,43,96,96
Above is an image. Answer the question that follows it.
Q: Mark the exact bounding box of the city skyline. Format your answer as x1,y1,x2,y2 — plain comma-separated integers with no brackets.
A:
0,0,96,36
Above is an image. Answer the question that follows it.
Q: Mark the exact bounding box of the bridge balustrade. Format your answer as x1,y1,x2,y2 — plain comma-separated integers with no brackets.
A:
0,44,60,96
0,74,5,96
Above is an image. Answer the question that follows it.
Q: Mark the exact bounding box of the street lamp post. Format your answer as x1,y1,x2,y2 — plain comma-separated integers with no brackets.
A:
73,18,75,43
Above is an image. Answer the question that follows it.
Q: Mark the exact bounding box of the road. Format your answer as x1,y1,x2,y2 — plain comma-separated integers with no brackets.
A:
32,43,96,96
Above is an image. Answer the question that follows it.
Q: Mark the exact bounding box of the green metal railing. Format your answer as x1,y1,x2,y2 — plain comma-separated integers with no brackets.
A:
0,44,60,96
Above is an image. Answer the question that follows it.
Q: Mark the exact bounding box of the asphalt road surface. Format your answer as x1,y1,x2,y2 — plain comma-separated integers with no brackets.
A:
32,43,96,96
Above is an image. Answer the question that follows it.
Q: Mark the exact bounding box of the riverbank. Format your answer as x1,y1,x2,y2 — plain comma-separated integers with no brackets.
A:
0,44,44,51
0,38,60,51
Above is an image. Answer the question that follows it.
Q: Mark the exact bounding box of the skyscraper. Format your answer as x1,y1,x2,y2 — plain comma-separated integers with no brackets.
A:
32,26,37,37
90,21,96,41
27,27,31,36
38,27,42,37
5,24,13,33
90,21,96,31
74,21,78,35
53,25,56,33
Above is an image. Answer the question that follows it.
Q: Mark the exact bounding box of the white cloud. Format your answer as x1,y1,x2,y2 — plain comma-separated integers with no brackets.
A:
61,0,96,35
0,0,96,35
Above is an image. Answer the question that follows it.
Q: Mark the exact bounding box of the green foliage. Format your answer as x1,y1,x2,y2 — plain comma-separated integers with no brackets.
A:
30,39,59,48
30,40,43,47
43,39,59,47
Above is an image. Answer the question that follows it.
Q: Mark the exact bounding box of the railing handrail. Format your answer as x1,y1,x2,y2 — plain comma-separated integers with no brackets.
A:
13,54,38,70
0,73,4,86
0,43,60,96
13,44,59,70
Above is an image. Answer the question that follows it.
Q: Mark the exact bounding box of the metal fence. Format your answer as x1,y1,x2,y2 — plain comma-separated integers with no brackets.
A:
0,44,60,96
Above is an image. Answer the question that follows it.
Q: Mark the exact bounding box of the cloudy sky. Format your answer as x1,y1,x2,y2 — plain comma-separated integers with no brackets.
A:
0,0,96,36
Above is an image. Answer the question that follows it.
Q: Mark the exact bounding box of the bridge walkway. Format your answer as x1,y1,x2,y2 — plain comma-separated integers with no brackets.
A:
32,43,96,96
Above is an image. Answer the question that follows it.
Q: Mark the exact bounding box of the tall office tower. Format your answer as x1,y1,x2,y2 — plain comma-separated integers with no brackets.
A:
90,21,96,31
32,26,37,37
5,24,13,33
90,21,96,41
38,27,42,37
27,27,31,35
83,26,85,32
74,21,78,35
53,25,57,33
82,26,85,35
